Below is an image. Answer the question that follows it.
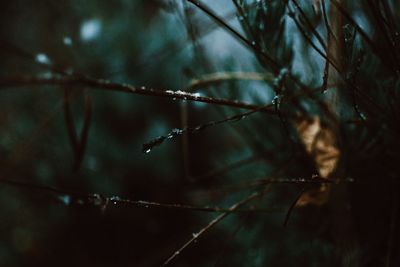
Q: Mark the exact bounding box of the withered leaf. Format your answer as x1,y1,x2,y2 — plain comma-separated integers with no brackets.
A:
295,117,340,207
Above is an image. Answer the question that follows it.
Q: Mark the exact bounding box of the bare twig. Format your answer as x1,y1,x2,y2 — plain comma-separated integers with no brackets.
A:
161,187,270,266
143,104,269,153
189,72,274,89
283,186,308,227
0,177,278,214
330,0,397,74
186,0,280,73
0,75,276,113
75,93,92,171
291,0,327,51
213,213,251,267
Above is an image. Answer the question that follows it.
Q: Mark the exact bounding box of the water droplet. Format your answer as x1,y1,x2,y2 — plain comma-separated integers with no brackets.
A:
342,24,354,43
192,233,199,238
58,195,71,205
272,95,280,105
90,193,105,206
142,135,166,153
35,53,51,65
63,36,73,46
110,196,121,202
80,19,102,42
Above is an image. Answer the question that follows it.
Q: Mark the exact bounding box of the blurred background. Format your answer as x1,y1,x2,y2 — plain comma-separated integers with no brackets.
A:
0,0,399,266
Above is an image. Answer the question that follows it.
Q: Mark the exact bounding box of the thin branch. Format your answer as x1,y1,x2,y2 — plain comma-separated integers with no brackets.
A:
0,75,276,113
161,187,270,266
63,89,79,151
115,198,276,213
143,103,270,153
189,71,274,89
63,89,92,171
231,0,257,44
320,0,332,94
186,0,281,73
321,0,338,43
366,0,400,71
287,7,340,71
330,0,398,74
291,0,327,51
283,186,308,226
0,177,277,214
74,93,92,171
213,213,251,267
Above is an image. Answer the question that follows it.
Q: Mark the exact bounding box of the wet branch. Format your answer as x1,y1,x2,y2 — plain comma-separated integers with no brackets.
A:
161,187,270,266
0,177,277,214
0,75,276,113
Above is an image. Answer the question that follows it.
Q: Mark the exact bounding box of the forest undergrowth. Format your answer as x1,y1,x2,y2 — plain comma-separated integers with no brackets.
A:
0,0,399,266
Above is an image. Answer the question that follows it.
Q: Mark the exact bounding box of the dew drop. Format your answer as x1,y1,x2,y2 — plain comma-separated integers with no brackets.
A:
110,196,121,202
80,19,102,42
35,53,51,65
63,36,73,46
58,195,71,205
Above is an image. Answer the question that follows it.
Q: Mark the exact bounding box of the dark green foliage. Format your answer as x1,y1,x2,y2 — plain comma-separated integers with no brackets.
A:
0,1,399,266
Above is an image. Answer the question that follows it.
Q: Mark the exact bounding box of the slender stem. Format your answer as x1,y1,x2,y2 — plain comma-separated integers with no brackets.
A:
0,176,279,213
189,72,274,89
186,0,280,73
0,75,276,114
161,187,270,266
291,0,327,51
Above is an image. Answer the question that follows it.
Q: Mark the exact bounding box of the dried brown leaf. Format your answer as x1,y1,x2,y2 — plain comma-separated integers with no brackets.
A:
295,116,340,206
